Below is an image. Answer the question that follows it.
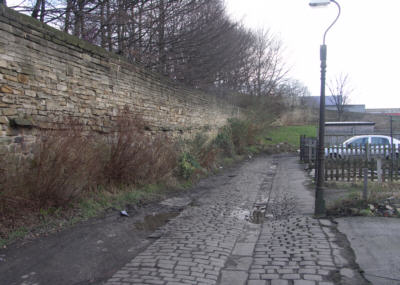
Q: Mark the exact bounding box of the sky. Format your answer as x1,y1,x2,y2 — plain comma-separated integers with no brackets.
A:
225,0,400,109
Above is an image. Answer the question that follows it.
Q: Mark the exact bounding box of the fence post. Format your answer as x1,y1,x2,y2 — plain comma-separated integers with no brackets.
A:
300,135,304,162
377,158,382,184
363,168,368,200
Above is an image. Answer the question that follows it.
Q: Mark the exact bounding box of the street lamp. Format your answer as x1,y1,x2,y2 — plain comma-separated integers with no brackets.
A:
310,0,341,216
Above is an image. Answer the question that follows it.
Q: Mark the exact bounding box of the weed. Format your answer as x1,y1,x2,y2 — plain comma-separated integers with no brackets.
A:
213,126,234,156
178,152,201,180
0,227,28,247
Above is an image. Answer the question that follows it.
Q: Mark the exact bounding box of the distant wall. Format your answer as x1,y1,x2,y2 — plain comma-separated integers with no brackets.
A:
0,5,240,154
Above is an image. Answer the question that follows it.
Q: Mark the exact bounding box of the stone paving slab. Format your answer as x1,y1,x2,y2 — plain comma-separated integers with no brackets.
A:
104,157,276,285
104,155,368,285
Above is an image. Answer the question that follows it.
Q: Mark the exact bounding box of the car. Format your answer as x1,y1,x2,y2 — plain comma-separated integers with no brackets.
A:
325,135,400,159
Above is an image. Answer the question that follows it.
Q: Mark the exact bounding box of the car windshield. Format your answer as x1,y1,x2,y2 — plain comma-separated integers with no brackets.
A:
346,137,368,147
371,137,389,145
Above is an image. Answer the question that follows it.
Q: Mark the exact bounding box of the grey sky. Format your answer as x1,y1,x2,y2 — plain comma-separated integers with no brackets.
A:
226,0,400,109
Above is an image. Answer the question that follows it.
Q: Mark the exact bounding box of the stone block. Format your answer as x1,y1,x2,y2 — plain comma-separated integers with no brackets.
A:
17,74,29,84
0,59,7,68
24,90,36,97
219,270,247,285
1,85,13,94
2,108,17,115
4,74,17,82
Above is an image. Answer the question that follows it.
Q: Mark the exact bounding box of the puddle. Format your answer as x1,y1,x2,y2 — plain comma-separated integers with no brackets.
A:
135,212,179,231
230,207,250,221
160,197,192,208
230,198,272,224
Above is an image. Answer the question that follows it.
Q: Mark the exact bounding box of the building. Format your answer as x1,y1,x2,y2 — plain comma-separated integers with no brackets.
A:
303,96,366,112
324,121,375,145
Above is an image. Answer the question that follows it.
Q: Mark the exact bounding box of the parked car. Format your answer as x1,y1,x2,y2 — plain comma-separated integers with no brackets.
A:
325,135,400,159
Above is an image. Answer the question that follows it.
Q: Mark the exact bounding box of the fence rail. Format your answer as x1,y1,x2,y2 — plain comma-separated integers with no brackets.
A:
299,135,400,182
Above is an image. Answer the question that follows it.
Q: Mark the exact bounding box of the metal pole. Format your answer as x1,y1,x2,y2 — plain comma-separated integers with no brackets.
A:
390,116,394,181
315,44,327,216
314,0,341,216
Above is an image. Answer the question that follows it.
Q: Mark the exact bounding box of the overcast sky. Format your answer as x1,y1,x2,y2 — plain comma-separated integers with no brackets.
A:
226,0,400,109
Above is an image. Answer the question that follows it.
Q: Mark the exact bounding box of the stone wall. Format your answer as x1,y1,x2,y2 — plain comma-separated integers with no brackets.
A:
0,5,240,154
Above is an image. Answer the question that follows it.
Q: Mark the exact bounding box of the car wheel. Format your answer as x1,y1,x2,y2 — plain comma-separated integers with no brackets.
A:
329,153,339,159
386,153,399,160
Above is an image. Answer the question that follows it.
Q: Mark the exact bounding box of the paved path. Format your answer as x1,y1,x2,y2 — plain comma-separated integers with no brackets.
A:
337,217,400,285
104,155,367,285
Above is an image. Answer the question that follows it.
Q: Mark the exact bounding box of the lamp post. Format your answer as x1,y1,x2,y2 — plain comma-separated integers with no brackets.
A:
310,0,341,216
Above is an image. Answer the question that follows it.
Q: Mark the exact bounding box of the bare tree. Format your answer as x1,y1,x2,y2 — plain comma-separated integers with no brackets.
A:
328,73,353,121
276,79,311,108
248,29,287,96
9,0,289,98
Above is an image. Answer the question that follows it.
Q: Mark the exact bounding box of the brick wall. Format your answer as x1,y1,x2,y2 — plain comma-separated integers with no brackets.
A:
0,5,240,154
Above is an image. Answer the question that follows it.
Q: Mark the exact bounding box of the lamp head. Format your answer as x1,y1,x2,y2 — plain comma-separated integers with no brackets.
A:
309,0,331,7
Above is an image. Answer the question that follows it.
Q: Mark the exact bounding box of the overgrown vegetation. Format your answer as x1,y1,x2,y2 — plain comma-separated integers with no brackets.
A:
0,101,313,245
0,112,179,243
325,181,400,217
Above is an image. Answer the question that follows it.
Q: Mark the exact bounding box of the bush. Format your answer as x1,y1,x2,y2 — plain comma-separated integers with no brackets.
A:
102,112,177,185
213,119,259,156
12,128,98,209
0,112,179,239
0,126,100,238
229,118,258,154
213,125,235,156
178,152,201,180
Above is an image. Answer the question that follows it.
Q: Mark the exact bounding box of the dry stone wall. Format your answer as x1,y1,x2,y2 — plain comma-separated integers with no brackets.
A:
0,5,240,154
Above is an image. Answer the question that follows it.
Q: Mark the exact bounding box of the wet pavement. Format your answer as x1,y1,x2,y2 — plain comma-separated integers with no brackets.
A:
104,155,368,285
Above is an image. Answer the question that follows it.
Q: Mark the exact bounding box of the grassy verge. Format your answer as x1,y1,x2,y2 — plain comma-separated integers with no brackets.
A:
261,125,316,147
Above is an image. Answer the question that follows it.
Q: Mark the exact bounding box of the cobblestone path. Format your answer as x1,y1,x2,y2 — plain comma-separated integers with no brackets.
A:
105,155,367,285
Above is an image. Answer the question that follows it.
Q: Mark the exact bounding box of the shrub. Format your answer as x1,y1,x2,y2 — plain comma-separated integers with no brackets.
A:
213,125,235,156
22,128,99,208
213,119,259,156
178,152,201,180
229,118,258,154
102,112,177,185
0,127,100,238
